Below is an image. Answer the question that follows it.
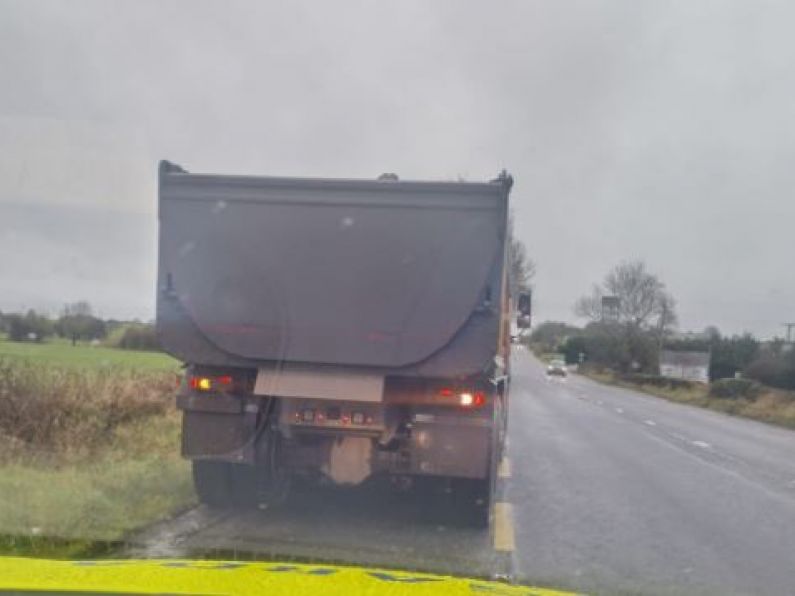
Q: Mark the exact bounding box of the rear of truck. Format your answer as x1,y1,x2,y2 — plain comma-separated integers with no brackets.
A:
156,161,514,525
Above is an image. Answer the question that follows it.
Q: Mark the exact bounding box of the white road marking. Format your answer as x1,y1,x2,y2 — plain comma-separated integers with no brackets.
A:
644,419,657,427
597,400,604,405
615,407,624,414
692,441,711,449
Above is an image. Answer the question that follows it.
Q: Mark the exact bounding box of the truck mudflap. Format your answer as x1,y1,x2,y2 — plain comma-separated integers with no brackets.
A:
177,393,262,463
399,414,492,479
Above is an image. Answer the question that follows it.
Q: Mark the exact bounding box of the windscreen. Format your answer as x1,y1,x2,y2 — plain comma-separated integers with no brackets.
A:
4,3,795,596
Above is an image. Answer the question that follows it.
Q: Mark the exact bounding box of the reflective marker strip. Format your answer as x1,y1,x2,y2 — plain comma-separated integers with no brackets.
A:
498,457,512,479
493,502,515,552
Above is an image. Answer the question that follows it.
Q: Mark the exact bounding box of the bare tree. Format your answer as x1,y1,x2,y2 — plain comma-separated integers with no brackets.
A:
58,301,105,346
654,292,678,334
574,261,677,333
62,301,93,317
574,285,604,321
508,213,535,295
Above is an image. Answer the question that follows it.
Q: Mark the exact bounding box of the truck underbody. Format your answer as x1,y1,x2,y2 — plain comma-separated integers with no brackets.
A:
177,365,507,526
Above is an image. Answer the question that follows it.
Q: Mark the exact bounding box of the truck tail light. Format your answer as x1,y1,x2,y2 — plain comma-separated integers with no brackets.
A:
188,373,238,393
459,391,486,408
437,387,487,408
190,376,213,391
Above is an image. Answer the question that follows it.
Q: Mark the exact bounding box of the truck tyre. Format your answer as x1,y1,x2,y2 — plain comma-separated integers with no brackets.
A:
470,421,499,528
253,429,290,508
192,460,234,507
469,473,494,528
193,461,268,508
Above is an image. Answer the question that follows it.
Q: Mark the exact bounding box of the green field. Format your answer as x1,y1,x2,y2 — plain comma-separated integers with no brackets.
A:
0,337,180,371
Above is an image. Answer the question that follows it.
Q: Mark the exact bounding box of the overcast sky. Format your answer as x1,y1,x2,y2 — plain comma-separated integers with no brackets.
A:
0,0,792,337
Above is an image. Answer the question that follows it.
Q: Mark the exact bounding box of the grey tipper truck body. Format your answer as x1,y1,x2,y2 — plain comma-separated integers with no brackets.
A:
156,161,520,525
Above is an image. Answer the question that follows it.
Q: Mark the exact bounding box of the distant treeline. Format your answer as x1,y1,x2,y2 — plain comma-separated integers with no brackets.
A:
529,260,795,392
0,302,160,352
530,321,795,392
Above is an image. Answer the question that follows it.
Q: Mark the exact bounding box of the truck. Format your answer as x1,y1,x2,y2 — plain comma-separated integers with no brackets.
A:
156,161,529,526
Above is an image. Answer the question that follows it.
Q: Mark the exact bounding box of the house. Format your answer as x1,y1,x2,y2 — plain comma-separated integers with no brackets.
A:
659,350,710,383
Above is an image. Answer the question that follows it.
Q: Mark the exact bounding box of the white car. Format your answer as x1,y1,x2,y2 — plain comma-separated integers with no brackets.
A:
546,360,567,377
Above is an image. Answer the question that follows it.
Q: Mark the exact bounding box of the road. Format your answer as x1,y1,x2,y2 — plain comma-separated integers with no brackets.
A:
130,349,795,595
509,350,795,595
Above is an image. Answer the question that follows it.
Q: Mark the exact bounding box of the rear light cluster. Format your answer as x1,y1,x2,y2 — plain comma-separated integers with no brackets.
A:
293,408,374,426
437,387,487,408
188,374,235,392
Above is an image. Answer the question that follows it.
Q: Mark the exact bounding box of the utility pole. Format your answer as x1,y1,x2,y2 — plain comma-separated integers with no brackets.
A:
784,323,795,344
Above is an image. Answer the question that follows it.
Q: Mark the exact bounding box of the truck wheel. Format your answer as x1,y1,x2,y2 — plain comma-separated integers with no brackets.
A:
192,460,234,507
470,424,499,528
253,430,290,508
469,475,493,528
193,461,270,508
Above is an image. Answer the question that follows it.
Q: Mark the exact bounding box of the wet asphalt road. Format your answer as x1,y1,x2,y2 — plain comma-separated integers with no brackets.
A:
131,348,795,595
509,351,795,596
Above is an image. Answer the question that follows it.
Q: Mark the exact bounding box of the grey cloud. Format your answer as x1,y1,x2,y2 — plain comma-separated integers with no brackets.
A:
0,0,792,336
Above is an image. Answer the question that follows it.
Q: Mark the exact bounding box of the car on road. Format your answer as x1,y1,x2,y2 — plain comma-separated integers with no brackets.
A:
546,360,567,377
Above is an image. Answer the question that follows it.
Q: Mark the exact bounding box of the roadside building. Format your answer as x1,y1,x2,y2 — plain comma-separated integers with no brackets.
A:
659,350,710,383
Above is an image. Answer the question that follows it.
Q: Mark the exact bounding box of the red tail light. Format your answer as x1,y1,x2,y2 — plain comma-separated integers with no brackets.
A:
188,374,236,393
437,386,487,408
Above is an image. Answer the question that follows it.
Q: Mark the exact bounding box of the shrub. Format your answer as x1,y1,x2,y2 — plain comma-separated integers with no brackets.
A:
56,314,107,345
116,325,160,351
0,358,173,458
619,373,695,391
709,378,763,400
530,321,581,354
5,311,54,343
744,353,795,391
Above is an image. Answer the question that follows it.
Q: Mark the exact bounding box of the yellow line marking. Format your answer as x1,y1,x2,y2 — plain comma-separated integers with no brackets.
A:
493,502,515,552
498,456,512,479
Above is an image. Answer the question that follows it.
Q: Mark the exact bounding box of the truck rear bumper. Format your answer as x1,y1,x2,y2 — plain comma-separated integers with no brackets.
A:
402,414,491,479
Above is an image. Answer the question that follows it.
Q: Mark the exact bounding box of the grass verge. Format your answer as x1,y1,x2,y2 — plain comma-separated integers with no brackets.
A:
0,357,194,556
579,369,795,429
